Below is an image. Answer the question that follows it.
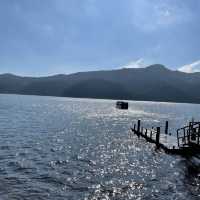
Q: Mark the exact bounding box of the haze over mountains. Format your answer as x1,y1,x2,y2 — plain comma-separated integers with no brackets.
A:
1,64,200,104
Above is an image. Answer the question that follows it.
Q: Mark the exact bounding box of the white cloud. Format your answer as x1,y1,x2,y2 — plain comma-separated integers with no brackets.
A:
131,0,193,32
120,58,147,69
178,60,200,73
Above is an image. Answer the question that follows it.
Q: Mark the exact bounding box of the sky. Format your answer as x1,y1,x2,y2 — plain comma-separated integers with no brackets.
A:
0,0,200,76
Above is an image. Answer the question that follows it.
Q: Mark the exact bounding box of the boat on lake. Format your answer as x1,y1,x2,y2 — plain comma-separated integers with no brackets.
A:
116,101,128,109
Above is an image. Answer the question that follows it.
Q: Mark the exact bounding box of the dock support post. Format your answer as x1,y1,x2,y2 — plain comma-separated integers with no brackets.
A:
156,127,160,148
150,127,153,139
165,121,168,135
137,120,141,135
177,130,180,147
198,124,200,145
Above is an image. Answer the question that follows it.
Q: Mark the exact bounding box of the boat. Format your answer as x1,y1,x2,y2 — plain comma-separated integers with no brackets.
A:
116,101,128,109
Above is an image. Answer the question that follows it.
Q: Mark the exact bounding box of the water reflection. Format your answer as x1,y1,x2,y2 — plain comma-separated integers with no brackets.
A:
0,94,199,199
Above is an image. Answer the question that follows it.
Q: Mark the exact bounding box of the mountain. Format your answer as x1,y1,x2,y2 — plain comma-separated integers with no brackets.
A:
64,79,132,99
1,64,200,104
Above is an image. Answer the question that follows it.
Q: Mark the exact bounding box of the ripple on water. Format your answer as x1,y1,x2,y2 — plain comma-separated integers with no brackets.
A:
0,95,200,199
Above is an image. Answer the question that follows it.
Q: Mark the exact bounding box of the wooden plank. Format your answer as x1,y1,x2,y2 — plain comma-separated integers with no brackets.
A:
159,134,178,149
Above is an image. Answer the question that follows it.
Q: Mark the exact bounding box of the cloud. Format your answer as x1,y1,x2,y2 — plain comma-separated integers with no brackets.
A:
178,60,200,73
131,0,194,32
120,59,147,69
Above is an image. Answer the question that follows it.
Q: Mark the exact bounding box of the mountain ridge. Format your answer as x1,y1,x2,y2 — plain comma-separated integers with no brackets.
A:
1,65,200,104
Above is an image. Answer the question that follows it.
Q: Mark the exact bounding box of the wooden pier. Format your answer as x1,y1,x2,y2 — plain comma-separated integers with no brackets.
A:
131,120,200,156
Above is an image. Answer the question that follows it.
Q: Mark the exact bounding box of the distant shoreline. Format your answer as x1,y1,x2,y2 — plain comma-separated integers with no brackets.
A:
1,92,200,106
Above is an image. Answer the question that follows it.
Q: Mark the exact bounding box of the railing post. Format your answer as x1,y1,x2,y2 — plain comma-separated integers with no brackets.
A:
183,128,186,141
187,129,190,144
156,127,160,148
145,129,147,137
177,130,180,147
137,120,141,133
165,121,168,135
150,127,153,139
198,124,200,145
189,122,193,143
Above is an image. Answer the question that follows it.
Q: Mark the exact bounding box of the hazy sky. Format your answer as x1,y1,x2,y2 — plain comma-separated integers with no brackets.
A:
0,0,200,76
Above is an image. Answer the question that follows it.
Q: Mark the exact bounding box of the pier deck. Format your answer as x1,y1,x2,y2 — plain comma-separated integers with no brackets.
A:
131,120,200,155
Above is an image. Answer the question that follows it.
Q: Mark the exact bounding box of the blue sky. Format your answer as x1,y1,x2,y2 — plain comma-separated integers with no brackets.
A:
0,0,200,76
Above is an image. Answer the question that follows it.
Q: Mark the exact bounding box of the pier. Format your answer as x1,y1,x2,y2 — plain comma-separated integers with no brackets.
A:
131,120,200,156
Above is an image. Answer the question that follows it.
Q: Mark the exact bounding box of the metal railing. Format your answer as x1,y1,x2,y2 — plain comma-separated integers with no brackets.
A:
177,122,200,147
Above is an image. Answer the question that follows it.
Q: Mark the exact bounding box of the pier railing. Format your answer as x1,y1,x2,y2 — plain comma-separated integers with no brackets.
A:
177,121,200,147
131,120,163,148
131,119,200,155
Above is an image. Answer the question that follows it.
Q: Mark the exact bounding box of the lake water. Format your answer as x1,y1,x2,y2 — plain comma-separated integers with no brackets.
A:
0,94,199,199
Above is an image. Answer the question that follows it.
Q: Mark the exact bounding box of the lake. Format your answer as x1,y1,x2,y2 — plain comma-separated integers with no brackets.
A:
0,94,199,199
